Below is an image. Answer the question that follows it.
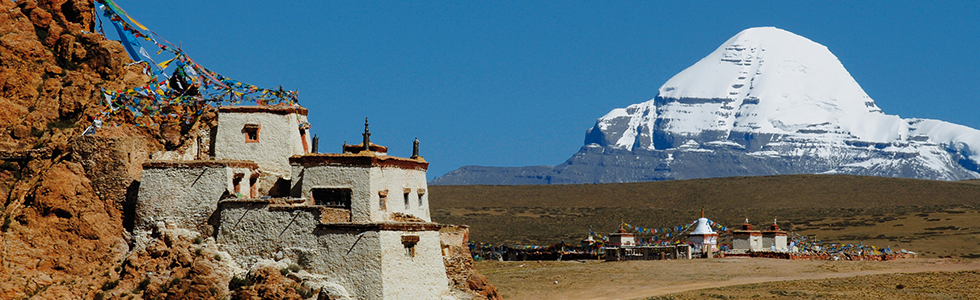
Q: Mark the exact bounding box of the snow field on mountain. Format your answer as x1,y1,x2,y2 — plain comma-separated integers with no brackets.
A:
591,27,980,178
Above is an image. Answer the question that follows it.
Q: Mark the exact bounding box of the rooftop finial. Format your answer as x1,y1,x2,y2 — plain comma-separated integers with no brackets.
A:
412,137,420,159
362,117,371,152
700,206,705,219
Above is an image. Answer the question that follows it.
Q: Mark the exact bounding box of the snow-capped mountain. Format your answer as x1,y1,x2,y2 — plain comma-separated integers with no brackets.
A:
431,27,980,185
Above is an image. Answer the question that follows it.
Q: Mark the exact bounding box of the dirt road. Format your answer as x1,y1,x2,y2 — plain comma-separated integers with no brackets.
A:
476,258,980,300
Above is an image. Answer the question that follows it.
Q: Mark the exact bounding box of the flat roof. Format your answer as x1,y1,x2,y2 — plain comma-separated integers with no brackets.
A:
218,105,308,115
142,159,259,169
290,153,428,170
318,222,455,232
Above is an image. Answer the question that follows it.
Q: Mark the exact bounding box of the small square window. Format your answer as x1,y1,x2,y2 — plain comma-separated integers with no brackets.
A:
243,124,260,143
405,243,415,257
402,235,419,258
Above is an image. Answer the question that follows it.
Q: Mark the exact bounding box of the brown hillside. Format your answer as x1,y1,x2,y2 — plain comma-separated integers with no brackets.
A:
430,174,980,209
0,0,226,298
430,175,980,257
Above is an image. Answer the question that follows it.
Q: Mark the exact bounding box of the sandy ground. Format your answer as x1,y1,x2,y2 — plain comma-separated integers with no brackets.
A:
476,258,980,300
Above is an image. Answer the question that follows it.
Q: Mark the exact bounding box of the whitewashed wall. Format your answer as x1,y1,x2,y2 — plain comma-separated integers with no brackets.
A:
762,234,788,252
378,230,450,299
291,162,430,223
214,108,310,178
290,164,372,222
136,162,256,233
371,166,430,222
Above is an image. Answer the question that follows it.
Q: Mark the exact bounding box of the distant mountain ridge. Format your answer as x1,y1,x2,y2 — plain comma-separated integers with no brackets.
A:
431,27,980,185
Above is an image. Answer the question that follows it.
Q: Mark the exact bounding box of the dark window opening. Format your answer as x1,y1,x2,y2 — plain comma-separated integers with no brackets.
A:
243,124,260,143
404,192,410,209
402,235,419,258
313,188,352,209
378,190,388,210
300,128,309,153
249,173,259,198
404,243,416,257
232,173,245,195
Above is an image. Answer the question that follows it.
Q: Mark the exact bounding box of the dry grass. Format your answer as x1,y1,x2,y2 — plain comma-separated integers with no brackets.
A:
430,174,980,257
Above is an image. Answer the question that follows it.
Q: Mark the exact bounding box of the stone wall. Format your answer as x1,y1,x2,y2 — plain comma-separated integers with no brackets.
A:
215,201,326,268
217,200,387,298
136,161,257,237
725,252,918,261
215,200,452,299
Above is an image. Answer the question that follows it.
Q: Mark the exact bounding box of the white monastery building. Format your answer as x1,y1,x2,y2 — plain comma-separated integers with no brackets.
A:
135,105,469,300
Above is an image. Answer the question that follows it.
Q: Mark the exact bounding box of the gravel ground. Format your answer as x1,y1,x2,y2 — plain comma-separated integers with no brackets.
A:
475,258,980,300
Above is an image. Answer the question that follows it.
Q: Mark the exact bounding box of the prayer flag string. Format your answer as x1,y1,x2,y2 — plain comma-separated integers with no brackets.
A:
85,0,299,134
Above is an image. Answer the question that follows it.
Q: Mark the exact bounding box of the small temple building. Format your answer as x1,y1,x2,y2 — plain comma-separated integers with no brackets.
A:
762,219,788,252
607,232,636,247
731,218,763,252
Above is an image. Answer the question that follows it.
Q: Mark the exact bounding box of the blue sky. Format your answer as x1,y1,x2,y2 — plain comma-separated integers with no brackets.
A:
99,1,980,179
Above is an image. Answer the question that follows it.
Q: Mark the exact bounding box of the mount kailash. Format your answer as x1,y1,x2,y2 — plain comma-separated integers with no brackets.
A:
431,27,980,185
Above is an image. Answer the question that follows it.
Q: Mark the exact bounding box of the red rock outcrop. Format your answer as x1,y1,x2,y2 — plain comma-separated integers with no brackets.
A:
113,227,236,300
0,0,219,298
443,227,503,300
230,267,310,300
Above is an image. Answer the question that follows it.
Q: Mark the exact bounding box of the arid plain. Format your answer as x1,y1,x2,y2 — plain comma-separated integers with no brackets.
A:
430,175,980,299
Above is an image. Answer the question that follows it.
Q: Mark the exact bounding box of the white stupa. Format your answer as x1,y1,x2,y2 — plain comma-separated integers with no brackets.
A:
688,208,719,254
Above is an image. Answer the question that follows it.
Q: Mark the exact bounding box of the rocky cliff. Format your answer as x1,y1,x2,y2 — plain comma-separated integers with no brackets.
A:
0,0,230,298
